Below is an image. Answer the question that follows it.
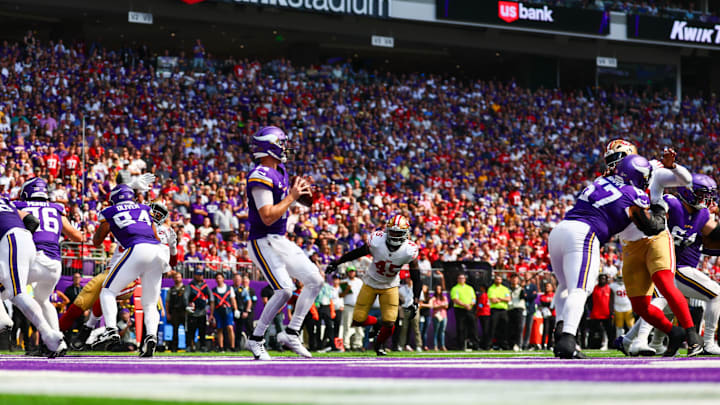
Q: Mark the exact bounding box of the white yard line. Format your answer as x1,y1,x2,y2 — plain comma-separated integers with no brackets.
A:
0,370,719,405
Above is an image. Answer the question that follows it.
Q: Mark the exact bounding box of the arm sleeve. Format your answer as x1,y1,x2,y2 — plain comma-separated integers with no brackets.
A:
649,165,691,204
631,204,666,236
333,244,371,265
410,260,421,300
251,188,274,210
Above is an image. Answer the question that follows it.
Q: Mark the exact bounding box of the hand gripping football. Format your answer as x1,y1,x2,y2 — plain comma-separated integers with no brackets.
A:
291,176,313,207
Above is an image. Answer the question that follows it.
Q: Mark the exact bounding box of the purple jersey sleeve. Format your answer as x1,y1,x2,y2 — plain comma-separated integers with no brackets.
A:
0,198,25,237
665,194,709,268
247,164,289,240
100,203,159,249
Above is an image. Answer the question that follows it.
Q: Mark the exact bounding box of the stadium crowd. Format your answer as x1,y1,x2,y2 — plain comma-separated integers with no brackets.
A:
2,34,720,351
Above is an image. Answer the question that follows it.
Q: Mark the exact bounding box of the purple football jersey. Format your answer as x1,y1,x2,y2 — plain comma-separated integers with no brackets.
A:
665,194,709,268
99,203,159,249
564,176,650,244
247,163,289,240
0,198,25,237
12,200,66,261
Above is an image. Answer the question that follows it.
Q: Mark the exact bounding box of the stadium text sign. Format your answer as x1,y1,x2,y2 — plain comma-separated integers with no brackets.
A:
628,14,720,47
230,0,392,18
437,0,609,36
371,35,394,48
128,11,153,24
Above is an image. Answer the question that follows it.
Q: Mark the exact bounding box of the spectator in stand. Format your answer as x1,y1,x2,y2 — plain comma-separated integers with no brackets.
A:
522,272,539,349
214,201,236,241
588,274,613,350
429,284,448,351
418,283,431,351
508,274,526,351
64,272,82,305
166,272,187,352
538,283,556,350
451,273,478,350
340,267,364,351
488,275,511,350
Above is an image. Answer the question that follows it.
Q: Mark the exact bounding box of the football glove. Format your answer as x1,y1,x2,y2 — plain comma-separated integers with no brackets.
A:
406,303,418,321
325,261,339,275
128,173,156,192
23,213,40,233
234,310,241,319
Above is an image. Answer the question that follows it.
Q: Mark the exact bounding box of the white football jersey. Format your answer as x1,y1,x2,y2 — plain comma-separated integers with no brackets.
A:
363,230,419,290
609,281,632,312
157,224,177,255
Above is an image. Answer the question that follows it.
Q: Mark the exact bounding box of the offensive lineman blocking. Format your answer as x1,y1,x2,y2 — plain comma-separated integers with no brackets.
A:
244,126,324,360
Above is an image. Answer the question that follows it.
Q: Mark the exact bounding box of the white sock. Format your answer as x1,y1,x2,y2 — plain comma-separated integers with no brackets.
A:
39,299,59,331
252,288,292,337
554,288,568,324
85,312,100,329
288,276,323,332
636,318,654,343
704,296,720,346
143,302,160,336
561,289,588,336
99,288,118,330
651,328,666,346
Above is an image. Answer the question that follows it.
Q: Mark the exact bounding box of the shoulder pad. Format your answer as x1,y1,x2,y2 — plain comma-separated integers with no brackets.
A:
404,240,419,261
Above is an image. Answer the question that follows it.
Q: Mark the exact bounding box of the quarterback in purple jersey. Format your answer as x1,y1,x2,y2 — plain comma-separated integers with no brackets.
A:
92,184,168,357
622,174,720,355
0,196,67,357
11,177,83,345
549,154,668,359
244,126,324,360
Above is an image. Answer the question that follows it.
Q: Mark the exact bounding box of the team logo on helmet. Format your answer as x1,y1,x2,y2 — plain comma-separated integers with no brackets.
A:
386,214,410,248
604,139,638,171
252,126,291,163
149,202,169,224
616,154,652,190
20,177,49,201
677,173,717,210
109,184,135,205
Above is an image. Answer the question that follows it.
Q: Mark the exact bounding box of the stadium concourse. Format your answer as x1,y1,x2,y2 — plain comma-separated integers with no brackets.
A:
2,353,720,404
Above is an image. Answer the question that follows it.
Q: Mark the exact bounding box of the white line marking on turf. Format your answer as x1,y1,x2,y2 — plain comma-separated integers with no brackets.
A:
1,370,720,405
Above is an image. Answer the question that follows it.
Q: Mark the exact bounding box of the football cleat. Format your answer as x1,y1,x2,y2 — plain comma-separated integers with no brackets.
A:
554,333,588,359
139,334,157,358
92,327,120,351
663,326,686,357
277,331,312,358
686,328,703,357
552,321,564,356
71,325,93,350
614,336,631,356
649,330,668,355
246,338,271,361
629,339,656,357
702,342,720,355
43,331,68,359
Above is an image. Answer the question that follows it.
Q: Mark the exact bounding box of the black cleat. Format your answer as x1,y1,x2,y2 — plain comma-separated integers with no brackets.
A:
553,321,564,356
663,326,686,357
71,325,92,351
91,327,120,351
139,334,157,358
685,328,703,357
555,333,588,359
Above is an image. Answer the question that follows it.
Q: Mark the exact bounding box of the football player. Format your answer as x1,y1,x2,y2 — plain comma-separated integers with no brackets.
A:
0,196,67,357
619,174,720,355
549,155,672,359
244,126,323,360
12,177,83,354
326,214,421,356
150,202,178,269
91,184,169,357
616,149,702,357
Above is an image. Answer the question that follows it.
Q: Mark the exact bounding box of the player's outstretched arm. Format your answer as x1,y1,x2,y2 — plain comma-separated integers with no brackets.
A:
92,221,111,248
256,177,310,226
326,244,371,273
61,216,84,242
649,148,691,203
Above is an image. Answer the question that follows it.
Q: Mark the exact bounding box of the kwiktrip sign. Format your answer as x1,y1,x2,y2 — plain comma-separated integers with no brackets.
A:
203,0,391,18
628,14,720,47
437,0,609,35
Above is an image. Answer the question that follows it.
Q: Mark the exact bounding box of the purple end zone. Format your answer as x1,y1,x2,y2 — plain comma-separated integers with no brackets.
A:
2,356,720,383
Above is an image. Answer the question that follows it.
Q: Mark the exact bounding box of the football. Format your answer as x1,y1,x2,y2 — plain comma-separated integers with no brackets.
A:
291,176,314,207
